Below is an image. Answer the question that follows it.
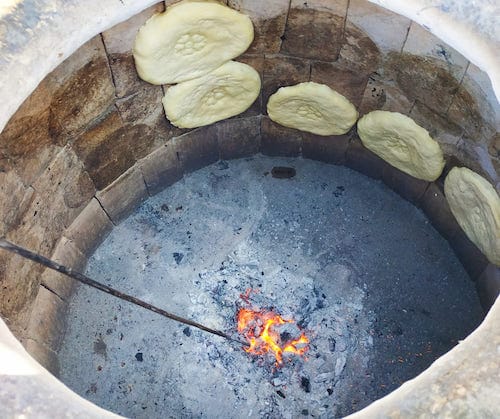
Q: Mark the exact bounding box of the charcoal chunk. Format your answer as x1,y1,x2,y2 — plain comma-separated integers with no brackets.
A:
271,166,296,178
300,376,311,393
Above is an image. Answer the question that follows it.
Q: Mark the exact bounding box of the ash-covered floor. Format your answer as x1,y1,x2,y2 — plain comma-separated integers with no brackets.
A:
59,156,484,418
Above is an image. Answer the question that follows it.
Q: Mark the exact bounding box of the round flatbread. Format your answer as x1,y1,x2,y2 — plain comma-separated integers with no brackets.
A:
162,61,261,128
133,1,254,84
266,82,358,136
444,167,500,265
357,110,445,181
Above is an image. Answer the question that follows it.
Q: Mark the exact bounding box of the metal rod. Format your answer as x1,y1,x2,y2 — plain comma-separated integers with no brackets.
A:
0,238,246,346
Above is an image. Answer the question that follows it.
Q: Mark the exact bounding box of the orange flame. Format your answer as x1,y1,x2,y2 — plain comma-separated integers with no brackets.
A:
237,307,309,365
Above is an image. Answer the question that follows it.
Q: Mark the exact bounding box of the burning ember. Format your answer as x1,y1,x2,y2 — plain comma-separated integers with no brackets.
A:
237,291,310,365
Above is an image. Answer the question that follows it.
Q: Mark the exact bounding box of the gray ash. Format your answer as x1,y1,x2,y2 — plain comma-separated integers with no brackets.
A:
59,157,483,418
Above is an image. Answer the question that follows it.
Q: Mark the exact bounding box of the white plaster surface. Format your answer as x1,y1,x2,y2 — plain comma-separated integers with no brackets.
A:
0,320,121,417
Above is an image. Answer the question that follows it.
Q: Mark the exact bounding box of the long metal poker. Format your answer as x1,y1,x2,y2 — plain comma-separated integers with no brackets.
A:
0,238,246,346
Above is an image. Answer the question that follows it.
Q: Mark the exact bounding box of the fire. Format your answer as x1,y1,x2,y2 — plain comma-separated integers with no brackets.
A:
237,307,310,365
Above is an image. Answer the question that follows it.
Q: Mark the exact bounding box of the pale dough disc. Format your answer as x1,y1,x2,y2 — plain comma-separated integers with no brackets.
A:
133,1,254,84
266,82,358,136
162,61,261,128
444,167,500,265
357,110,445,181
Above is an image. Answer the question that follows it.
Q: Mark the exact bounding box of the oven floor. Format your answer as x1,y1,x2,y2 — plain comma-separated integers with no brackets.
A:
59,156,483,418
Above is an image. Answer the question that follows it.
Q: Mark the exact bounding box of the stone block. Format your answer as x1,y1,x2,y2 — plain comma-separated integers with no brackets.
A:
107,53,147,99
115,84,163,126
0,252,44,323
403,21,469,81
173,126,219,173
0,170,34,237
345,136,390,180
476,264,500,312
385,52,462,116
24,338,60,377
48,36,115,143
420,182,461,241
453,138,498,186
358,76,414,116
0,75,61,184
450,230,490,281
64,198,114,257
301,132,350,165
10,147,95,249
337,22,381,75
446,63,499,144
139,143,183,196
262,55,310,114
281,7,345,61
25,286,68,352
228,0,289,54
217,116,261,160
40,237,87,301
115,84,184,143
346,0,411,52
381,165,430,206
101,4,164,54
0,146,94,317
96,166,148,224
260,117,302,157
310,61,369,108
72,110,158,190
409,100,464,159
447,90,492,145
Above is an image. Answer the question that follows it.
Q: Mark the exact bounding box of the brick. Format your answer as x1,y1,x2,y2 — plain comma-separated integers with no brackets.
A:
476,264,500,312
345,136,390,180
173,126,219,173
25,286,68,352
24,338,60,377
382,165,430,206
139,143,183,196
310,61,369,108
261,117,302,157
217,117,261,160
96,166,148,224
281,8,345,61
262,55,310,114
228,0,289,54
64,198,113,257
302,132,350,165
40,237,87,301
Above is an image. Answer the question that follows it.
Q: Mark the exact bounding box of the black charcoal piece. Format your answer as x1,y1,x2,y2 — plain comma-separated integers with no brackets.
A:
271,166,296,178
301,376,311,393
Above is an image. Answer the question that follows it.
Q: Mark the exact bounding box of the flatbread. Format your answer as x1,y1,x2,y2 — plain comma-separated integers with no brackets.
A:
266,82,358,135
162,61,261,128
357,110,445,181
133,1,254,84
444,167,500,265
